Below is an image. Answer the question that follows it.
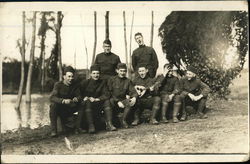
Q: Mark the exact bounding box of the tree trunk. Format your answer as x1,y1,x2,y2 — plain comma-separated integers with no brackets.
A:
123,11,128,70
15,11,26,128
128,11,134,78
25,11,37,127
150,11,154,47
105,11,109,40
57,11,63,81
40,35,46,92
91,11,97,66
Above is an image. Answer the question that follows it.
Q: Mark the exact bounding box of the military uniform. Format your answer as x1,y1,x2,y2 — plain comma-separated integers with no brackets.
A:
179,76,210,119
132,45,159,78
94,52,121,80
157,74,182,123
49,81,82,135
107,75,137,128
132,75,161,125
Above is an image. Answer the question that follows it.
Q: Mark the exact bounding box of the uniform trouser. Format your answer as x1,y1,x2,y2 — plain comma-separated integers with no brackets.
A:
76,100,110,129
180,94,207,115
161,94,182,118
49,103,80,132
134,96,161,120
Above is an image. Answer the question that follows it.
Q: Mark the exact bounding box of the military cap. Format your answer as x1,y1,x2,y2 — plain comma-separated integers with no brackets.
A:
103,39,112,46
186,65,197,74
90,64,100,72
63,66,75,75
117,63,127,69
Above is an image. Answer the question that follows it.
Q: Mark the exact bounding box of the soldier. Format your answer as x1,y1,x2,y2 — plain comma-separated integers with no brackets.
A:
94,39,121,80
49,66,82,137
179,66,211,120
107,63,137,128
132,32,159,78
131,63,161,126
78,65,116,134
158,64,182,123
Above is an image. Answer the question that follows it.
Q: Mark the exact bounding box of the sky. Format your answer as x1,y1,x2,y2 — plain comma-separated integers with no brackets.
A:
0,1,248,75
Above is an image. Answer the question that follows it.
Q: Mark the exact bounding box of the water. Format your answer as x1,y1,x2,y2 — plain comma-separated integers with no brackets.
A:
1,94,50,133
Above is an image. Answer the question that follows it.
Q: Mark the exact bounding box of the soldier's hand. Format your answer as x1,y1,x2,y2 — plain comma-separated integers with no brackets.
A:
72,97,78,103
95,98,101,102
89,97,95,102
117,101,125,108
83,97,89,101
126,95,130,99
188,93,195,101
149,85,154,91
129,97,136,106
193,95,203,101
63,99,72,104
169,94,174,101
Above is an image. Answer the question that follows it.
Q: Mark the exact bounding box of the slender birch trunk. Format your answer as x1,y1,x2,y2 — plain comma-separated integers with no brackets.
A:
150,11,154,47
128,11,134,78
105,11,109,40
91,11,97,66
123,11,128,69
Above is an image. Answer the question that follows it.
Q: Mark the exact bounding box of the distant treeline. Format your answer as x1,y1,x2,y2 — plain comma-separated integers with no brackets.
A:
2,58,88,94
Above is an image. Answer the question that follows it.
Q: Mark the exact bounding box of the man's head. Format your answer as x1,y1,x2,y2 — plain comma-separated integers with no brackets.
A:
163,63,174,77
186,65,197,80
116,63,127,78
134,32,144,46
90,65,100,81
63,66,75,85
138,63,148,79
103,39,112,53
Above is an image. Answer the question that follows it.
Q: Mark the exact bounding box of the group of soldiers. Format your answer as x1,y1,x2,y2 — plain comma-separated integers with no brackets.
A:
49,32,211,137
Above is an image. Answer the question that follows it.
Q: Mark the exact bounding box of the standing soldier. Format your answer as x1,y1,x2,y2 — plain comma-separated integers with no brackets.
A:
49,66,82,137
78,65,116,134
158,64,182,123
179,66,211,120
132,32,159,78
94,39,121,80
107,63,137,128
131,63,161,126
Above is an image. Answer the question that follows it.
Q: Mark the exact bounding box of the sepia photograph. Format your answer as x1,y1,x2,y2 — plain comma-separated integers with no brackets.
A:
0,1,249,163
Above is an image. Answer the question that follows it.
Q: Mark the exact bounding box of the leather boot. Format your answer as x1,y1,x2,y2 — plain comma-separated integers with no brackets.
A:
131,108,140,126
149,104,160,125
121,107,130,128
85,109,95,133
49,104,58,137
197,98,208,119
104,107,116,131
160,102,169,123
180,100,187,121
173,103,181,123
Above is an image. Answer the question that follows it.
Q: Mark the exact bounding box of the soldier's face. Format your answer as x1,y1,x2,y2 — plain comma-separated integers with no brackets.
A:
117,68,127,78
135,35,144,46
103,43,111,53
138,67,148,79
63,72,74,85
90,70,100,80
186,71,195,80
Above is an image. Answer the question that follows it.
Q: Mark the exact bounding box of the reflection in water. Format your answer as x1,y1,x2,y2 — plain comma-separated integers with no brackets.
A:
1,94,50,133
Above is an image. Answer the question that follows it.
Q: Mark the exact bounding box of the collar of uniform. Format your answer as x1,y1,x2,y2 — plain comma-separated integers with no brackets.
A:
104,52,112,56
139,44,146,48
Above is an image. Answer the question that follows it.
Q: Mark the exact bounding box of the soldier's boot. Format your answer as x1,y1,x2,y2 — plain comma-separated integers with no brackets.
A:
49,105,57,137
180,101,187,121
197,98,208,119
160,102,169,123
121,107,130,128
131,108,140,126
104,107,116,131
85,109,95,134
75,108,87,134
149,102,160,125
173,103,181,123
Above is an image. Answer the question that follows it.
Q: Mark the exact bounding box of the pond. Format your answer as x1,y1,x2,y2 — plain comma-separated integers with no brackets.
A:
1,94,50,133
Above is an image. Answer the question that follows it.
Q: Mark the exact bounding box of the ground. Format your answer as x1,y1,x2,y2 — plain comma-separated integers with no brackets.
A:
1,70,249,157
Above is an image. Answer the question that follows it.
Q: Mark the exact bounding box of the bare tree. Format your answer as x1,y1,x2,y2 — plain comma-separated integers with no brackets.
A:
123,11,128,68
25,11,37,127
128,11,134,78
14,11,26,128
105,11,109,40
91,11,97,66
56,11,64,81
150,11,154,47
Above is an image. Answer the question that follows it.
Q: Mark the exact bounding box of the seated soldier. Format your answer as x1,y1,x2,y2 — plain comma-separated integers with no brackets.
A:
158,64,182,123
179,65,211,120
107,63,137,128
78,65,116,134
131,63,161,126
49,66,82,137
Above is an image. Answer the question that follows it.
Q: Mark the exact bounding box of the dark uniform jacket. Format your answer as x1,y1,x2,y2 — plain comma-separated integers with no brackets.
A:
158,74,180,96
80,79,110,101
50,81,82,104
132,75,157,98
179,77,210,97
94,52,121,77
107,76,137,102
132,45,158,72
